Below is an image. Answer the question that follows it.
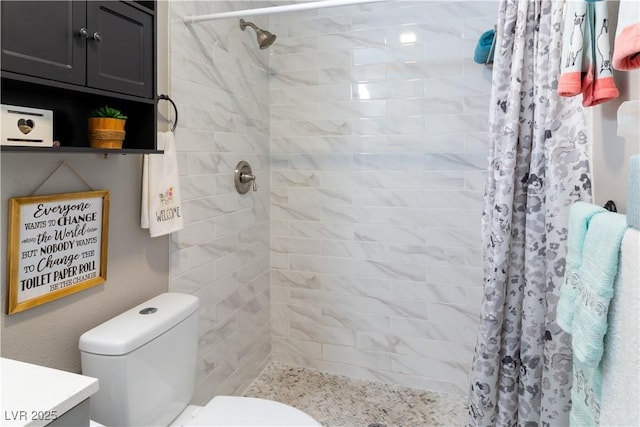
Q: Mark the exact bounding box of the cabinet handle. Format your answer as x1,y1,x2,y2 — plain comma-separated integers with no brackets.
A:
78,28,89,39
92,32,102,42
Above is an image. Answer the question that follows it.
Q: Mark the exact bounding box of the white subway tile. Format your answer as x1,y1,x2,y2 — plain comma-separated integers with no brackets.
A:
271,270,321,290
288,188,353,206
272,170,320,187
427,302,481,328
289,254,355,276
354,188,425,208
318,273,390,297
391,354,469,384
271,236,322,255
428,264,483,287
318,30,386,50
273,303,323,323
291,321,356,346
289,221,354,240
389,317,477,344
287,16,351,37
270,253,289,269
389,281,466,304
271,203,322,221
354,259,427,282
424,190,484,209
321,308,390,332
273,337,322,359
351,5,424,30
323,344,391,371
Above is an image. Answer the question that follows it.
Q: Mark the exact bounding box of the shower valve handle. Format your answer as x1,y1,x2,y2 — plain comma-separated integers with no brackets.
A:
234,161,257,194
240,172,257,191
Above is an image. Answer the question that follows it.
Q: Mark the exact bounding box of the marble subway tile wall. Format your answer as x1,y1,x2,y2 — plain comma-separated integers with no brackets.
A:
169,1,271,404
270,1,495,394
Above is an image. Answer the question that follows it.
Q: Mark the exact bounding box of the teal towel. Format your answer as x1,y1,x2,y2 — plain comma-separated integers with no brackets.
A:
628,155,640,229
570,212,628,425
557,202,605,333
473,29,495,64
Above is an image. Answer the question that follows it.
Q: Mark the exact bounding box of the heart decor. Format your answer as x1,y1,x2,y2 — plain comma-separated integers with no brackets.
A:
17,118,35,134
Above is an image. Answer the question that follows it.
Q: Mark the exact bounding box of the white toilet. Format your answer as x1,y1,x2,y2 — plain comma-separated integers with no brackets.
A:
79,293,321,426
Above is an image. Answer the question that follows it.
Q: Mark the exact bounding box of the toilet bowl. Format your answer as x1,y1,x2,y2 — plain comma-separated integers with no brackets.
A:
172,397,320,426
79,293,320,427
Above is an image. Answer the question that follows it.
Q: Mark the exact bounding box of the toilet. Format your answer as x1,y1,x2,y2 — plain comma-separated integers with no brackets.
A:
79,293,321,426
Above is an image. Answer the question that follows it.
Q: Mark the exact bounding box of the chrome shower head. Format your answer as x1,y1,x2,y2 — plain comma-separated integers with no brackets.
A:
239,18,276,49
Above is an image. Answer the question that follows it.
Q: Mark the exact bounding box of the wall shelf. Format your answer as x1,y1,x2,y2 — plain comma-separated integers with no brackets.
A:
0,146,163,155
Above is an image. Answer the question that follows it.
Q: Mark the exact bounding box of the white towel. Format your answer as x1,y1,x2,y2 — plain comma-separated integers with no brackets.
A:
599,228,640,426
141,131,184,237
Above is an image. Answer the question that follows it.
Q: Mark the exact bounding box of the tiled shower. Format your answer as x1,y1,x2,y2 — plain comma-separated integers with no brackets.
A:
169,0,494,404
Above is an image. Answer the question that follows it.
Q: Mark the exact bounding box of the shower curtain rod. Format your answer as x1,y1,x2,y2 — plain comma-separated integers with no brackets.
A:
183,0,387,24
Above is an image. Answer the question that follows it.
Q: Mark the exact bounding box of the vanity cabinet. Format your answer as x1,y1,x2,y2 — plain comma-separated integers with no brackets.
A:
0,1,159,153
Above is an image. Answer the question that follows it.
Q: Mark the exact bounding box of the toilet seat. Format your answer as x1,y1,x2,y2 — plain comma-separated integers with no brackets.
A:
183,396,321,426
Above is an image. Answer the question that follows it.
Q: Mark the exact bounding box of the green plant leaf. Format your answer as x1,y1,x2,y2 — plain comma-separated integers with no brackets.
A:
89,105,127,119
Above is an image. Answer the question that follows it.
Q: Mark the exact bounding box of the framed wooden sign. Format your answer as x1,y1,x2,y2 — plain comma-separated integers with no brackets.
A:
7,190,110,314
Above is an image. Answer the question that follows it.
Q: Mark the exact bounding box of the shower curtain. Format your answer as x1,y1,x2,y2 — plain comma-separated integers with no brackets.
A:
467,1,592,426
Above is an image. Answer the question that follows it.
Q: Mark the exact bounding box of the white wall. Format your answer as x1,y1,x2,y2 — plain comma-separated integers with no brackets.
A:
590,0,640,212
268,1,494,394
591,69,640,211
169,1,272,404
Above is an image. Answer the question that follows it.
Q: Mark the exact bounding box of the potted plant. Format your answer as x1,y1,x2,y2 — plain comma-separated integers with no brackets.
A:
88,106,127,149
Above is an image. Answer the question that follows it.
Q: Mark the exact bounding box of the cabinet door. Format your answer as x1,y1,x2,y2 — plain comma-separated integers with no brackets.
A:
1,1,87,85
86,2,154,98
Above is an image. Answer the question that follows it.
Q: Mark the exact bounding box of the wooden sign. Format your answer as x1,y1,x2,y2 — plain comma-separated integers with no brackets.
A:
7,191,110,314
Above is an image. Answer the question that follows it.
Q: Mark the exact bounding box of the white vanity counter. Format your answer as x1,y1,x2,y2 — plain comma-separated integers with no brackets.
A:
0,357,98,426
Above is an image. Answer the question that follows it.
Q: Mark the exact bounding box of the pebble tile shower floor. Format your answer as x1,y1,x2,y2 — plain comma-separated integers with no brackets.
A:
243,363,467,426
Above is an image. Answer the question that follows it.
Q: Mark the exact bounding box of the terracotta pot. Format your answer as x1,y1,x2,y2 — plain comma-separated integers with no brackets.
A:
88,117,126,149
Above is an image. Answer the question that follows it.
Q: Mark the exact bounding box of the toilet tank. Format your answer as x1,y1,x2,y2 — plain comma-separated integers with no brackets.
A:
79,293,199,427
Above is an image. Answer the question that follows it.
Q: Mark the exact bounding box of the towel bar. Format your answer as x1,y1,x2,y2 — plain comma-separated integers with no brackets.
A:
604,200,617,212
157,94,178,132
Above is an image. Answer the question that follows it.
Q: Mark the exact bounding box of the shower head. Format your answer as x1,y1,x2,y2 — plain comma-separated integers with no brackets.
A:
239,18,276,49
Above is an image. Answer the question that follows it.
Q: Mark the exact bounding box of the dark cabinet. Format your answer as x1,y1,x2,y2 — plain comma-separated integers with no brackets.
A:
0,1,158,153
87,2,153,98
1,1,154,99
1,1,87,86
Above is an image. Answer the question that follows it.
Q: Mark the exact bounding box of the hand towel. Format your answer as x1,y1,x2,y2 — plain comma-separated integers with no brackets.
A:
559,1,589,96
568,211,628,426
141,131,184,237
473,29,495,64
557,201,605,333
599,229,640,426
628,155,640,229
558,1,619,104
612,0,640,70
582,0,619,106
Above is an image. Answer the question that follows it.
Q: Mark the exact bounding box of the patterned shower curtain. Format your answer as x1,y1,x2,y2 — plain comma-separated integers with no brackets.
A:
467,1,592,426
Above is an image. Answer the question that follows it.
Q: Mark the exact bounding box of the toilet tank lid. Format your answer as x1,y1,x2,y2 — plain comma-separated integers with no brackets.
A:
79,293,199,356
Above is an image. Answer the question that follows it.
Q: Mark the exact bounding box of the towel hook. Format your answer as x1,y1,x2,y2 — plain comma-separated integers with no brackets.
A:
157,94,178,132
